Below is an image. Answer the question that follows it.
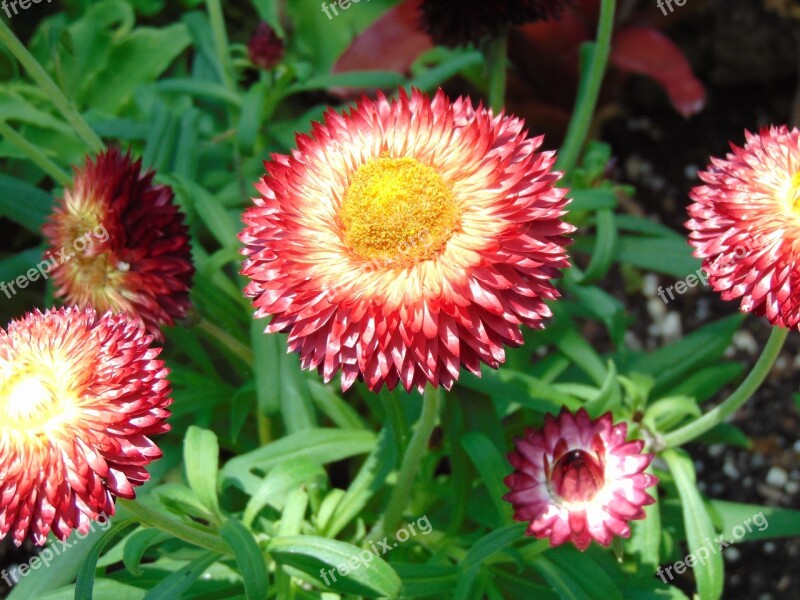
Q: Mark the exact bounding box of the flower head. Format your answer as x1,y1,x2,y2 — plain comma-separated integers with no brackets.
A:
240,88,573,393
43,149,194,340
420,0,572,47
504,408,657,550
248,22,284,71
0,307,171,546
687,126,800,328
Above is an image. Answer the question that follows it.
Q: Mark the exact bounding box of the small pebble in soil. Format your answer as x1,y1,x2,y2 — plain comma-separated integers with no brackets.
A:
732,330,759,356
709,444,726,458
725,547,741,562
723,456,740,479
642,274,660,298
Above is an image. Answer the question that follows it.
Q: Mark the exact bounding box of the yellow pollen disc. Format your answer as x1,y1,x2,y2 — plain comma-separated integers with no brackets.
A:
789,171,800,212
0,374,61,435
339,156,460,262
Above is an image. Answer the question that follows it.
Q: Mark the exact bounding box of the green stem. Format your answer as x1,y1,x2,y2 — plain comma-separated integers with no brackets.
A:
197,317,254,365
118,498,231,555
0,19,103,154
486,31,508,114
0,120,71,185
555,0,616,174
661,326,789,448
368,386,442,542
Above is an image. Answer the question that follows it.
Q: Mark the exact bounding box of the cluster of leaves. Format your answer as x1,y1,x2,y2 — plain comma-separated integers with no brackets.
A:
2,1,800,600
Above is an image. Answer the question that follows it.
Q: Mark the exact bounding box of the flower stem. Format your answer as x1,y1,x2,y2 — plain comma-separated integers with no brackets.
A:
0,19,103,154
117,498,231,556
368,386,442,542
486,31,509,114
661,326,789,448
555,0,616,174
0,120,71,186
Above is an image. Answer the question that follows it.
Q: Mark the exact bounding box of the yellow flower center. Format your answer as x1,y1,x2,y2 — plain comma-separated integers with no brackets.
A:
339,156,460,263
788,171,800,212
0,373,61,435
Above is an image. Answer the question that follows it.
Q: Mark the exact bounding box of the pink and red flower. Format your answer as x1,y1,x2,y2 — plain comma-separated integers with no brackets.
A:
0,307,172,546
240,88,573,393
687,126,800,328
504,408,657,550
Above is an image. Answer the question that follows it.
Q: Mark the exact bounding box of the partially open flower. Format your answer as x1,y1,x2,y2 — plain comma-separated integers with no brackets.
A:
240,88,573,393
43,149,194,340
504,408,657,550
687,126,800,328
420,0,572,47
0,307,171,546
248,22,284,71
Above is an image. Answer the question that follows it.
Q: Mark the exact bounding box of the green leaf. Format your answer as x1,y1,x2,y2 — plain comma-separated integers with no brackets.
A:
280,350,317,433
670,363,745,404
251,323,282,415
579,209,617,283
629,479,661,569
222,429,376,495
459,366,582,416
663,449,724,600
122,528,170,576
155,78,241,106
531,555,590,600
308,379,369,430
0,173,53,232
290,70,406,93
407,49,483,91
615,235,702,279
40,579,146,600
184,426,223,521
460,432,513,524
7,525,110,599
268,535,401,599
643,395,701,434
75,519,138,600
696,423,752,449
454,524,526,599
243,456,326,527
322,426,396,538
569,188,618,211
391,563,459,598
544,546,624,600
625,315,744,397
220,519,269,600
143,551,220,600
85,23,191,113
710,500,800,540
